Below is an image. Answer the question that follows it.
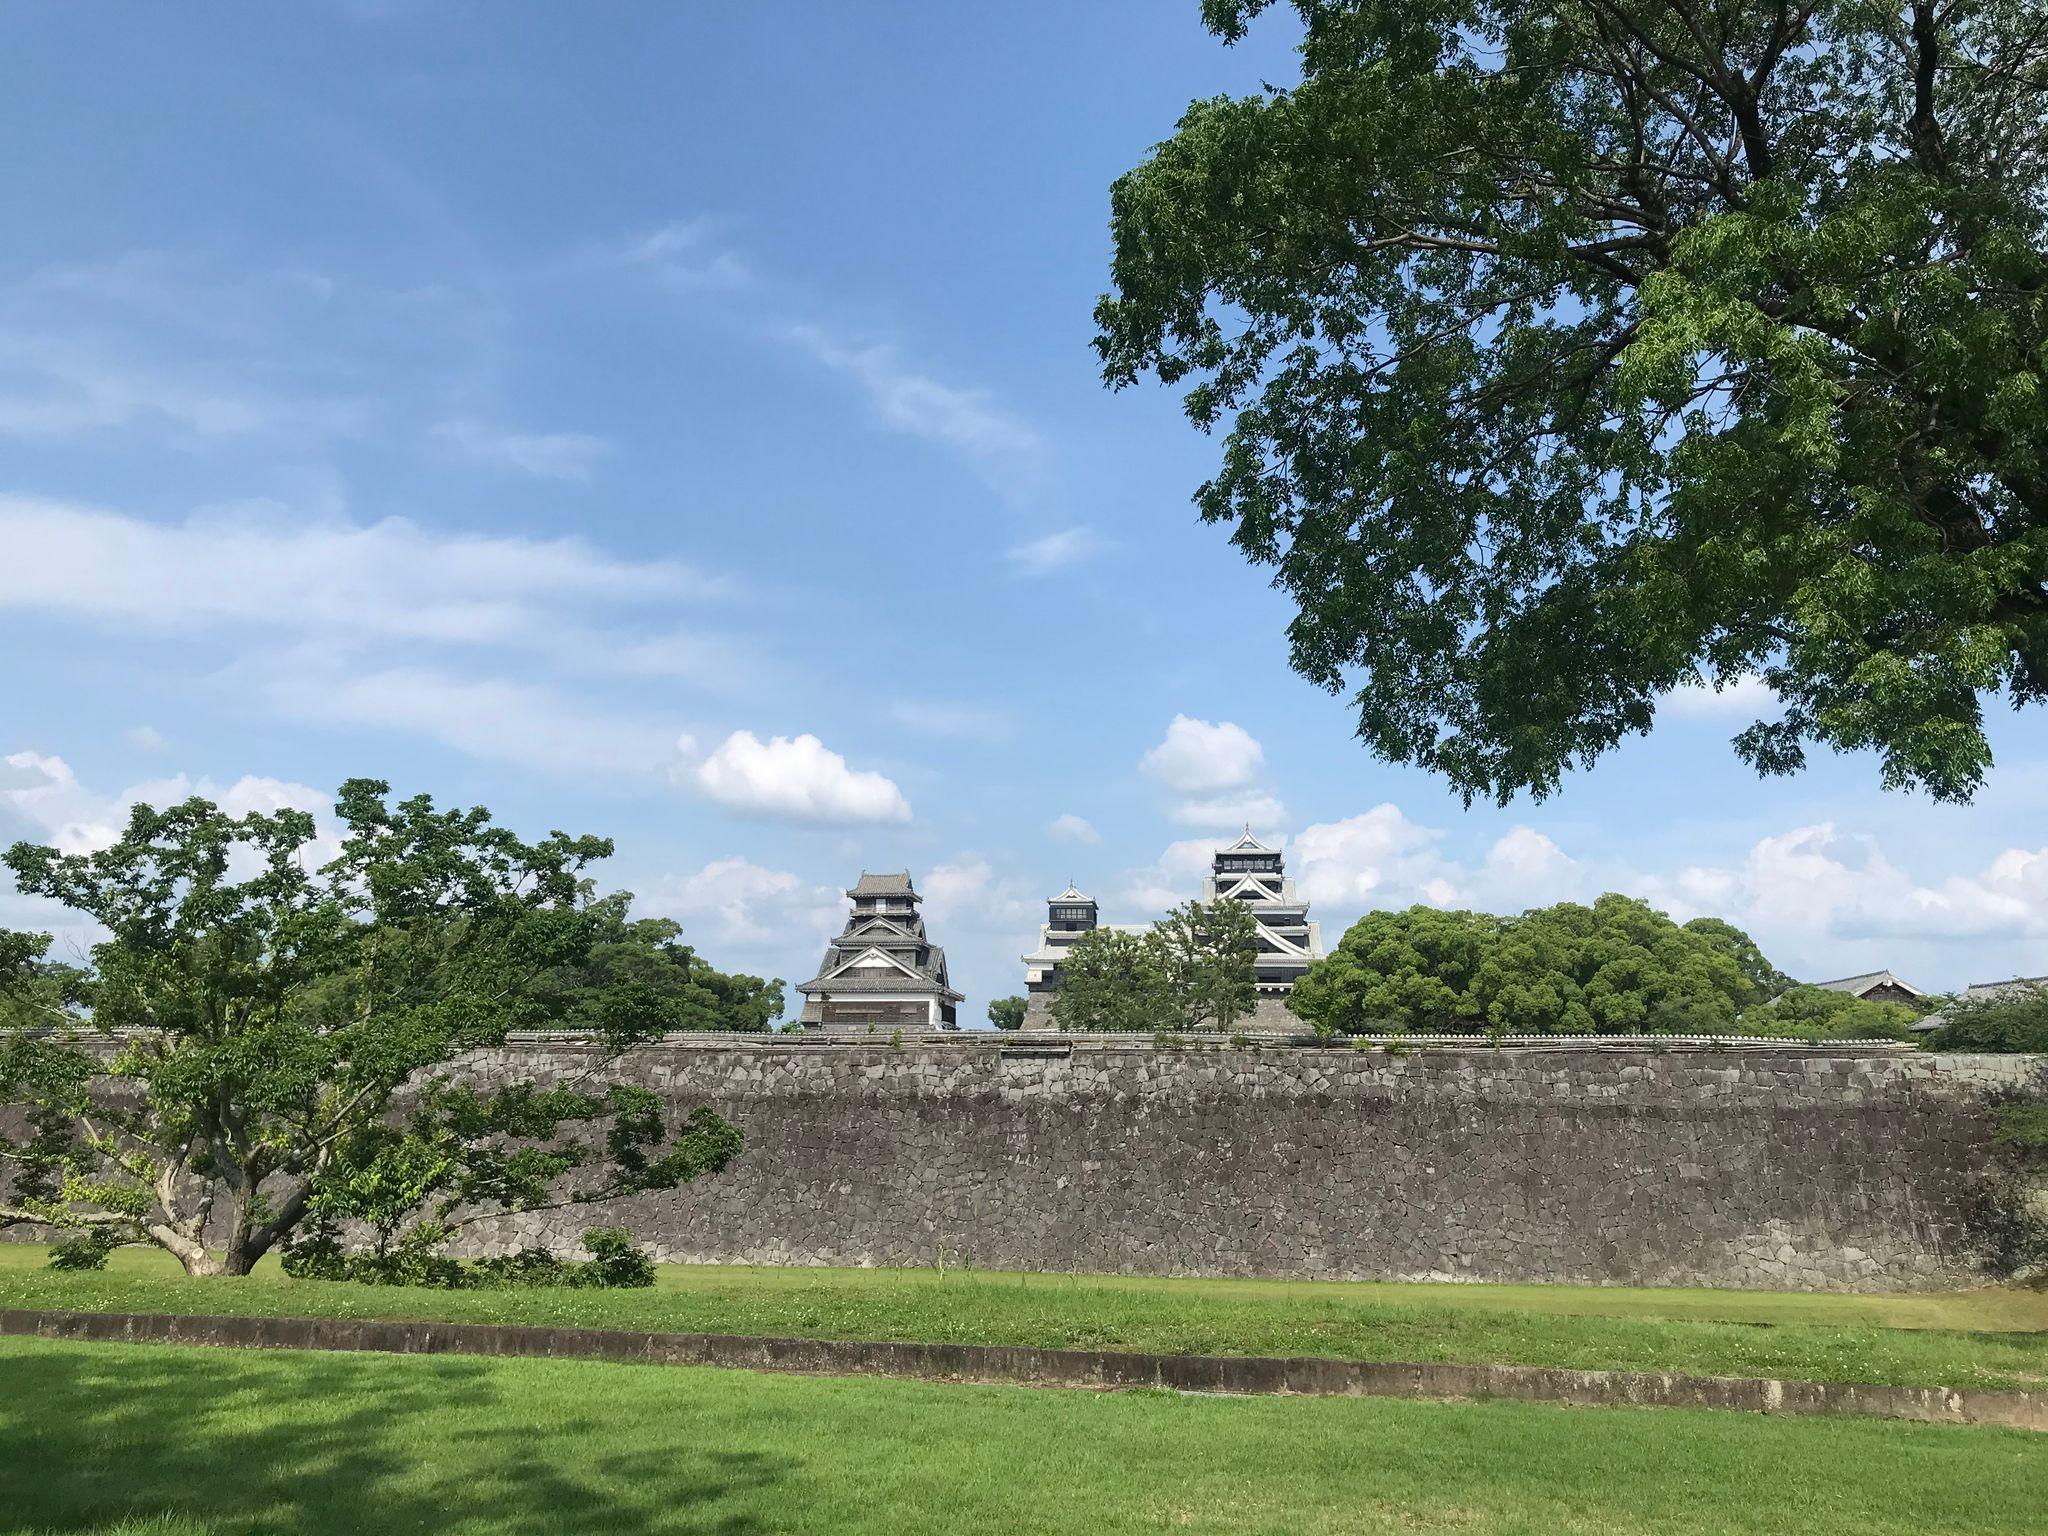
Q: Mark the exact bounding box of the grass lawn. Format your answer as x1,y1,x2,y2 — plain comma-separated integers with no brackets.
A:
3,1245,2044,1392
2,1335,2044,1536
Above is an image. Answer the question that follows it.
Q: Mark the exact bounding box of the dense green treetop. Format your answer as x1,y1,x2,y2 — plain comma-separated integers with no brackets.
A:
1288,894,1775,1034
1155,897,1263,1030
1098,0,2048,803
1928,981,2048,1051
987,995,1028,1031
1050,927,1182,1033
0,780,752,1275
1761,981,1926,1038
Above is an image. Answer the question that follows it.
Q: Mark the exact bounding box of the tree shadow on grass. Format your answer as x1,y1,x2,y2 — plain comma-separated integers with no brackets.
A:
0,1344,793,1535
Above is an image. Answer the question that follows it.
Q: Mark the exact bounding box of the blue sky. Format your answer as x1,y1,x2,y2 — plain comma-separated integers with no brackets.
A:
3,1,2045,1015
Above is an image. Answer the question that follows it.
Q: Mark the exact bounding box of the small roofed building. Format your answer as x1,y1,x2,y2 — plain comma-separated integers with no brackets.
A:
795,871,962,1031
1811,969,1925,1007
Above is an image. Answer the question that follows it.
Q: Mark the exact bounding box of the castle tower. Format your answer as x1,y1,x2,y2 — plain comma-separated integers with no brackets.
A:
1204,828,1324,998
795,871,962,1030
1019,883,1106,1028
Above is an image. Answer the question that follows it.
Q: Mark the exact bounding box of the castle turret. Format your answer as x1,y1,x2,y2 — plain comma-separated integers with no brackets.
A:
795,871,962,1030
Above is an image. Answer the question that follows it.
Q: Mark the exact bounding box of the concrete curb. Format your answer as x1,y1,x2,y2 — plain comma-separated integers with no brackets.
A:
3,1307,2039,1431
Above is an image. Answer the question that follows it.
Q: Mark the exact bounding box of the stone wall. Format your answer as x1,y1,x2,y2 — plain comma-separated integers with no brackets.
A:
437,1034,2037,1292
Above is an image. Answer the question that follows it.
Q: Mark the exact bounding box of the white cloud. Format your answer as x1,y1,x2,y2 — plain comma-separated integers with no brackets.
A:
924,857,1036,931
3,750,330,846
888,700,1016,745
1470,827,1584,913
1118,836,1231,914
1291,805,1455,908
1169,791,1288,830
780,321,1044,493
259,661,679,779
1631,823,2048,946
0,497,726,650
1664,672,1778,719
1048,813,1100,845
124,724,168,753
640,855,842,959
691,731,911,826
432,418,610,481
1005,526,1103,576
1139,715,1265,794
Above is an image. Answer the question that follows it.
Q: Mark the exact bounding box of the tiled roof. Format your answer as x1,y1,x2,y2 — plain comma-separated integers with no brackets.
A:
1051,883,1094,904
844,915,926,942
1812,969,1923,998
848,871,918,898
1961,975,2048,1001
794,971,963,1001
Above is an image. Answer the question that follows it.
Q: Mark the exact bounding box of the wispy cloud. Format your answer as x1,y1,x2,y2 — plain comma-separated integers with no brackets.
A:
888,700,1016,745
599,221,1058,537
779,321,1046,496
600,218,757,293
432,418,610,480
251,658,683,779
1005,526,1102,576
1049,812,1101,845
0,496,729,655
0,253,390,448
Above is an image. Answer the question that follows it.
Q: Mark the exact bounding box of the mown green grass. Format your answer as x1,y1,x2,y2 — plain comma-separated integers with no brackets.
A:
2,1336,2043,1535
4,1245,2044,1391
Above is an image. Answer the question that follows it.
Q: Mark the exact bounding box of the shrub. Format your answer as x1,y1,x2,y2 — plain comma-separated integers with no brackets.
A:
47,1229,117,1271
280,1223,658,1290
1927,985,2048,1053
579,1226,657,1288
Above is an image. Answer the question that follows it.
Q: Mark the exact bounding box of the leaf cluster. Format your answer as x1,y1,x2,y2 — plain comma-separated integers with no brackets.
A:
0,778,750,1274
1287,894,1783,1035
1049,899,1263,1031
1099,0,2048,803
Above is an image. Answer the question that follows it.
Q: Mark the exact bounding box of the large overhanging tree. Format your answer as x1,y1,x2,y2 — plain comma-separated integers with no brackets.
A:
1097,0,2048,802
0,780,755,1276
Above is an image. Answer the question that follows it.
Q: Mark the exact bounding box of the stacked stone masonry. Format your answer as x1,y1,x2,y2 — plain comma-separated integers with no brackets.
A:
437,1036,2037,1293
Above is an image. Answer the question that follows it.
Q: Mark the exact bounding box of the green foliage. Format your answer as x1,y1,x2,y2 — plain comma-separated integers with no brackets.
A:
1098,1,2048,804
1049,927,1180,1032
280,1224,659,1290
531,905,784,1035
0,780,742,1276
1993,1103,2048,1152
1050,901,1264,1032
1752,985,1922,1042
46,1230,117,1272
1155,898,1261,1030
1926,983,2048,1052
1290,896,1769,1035
986,995,1028,1031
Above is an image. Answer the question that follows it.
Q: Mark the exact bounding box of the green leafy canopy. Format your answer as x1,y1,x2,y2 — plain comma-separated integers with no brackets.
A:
1098,0,2048,802
0,779,765,1276
1284,893,1902,1037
